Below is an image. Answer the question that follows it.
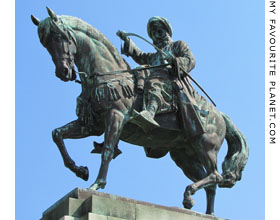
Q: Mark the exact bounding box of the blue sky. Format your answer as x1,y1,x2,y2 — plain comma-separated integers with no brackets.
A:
16,1,264,219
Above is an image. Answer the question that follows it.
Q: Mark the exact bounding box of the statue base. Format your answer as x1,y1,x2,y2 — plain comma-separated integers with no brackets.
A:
41,188,228,220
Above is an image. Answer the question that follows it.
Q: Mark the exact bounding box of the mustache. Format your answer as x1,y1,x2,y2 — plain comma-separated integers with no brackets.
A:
153,39,170,48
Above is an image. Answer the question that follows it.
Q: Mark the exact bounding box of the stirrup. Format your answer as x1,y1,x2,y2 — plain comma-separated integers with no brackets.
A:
140,110,159,125
129,110,160,133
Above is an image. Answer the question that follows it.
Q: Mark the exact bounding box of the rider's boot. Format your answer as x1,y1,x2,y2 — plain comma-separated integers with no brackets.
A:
139,96,160,127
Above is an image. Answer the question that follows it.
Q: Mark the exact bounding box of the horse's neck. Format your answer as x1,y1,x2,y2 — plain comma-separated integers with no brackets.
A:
74,31,126,76
73,30,128,99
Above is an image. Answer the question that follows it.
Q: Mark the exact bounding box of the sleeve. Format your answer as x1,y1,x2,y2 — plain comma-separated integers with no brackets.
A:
121,38,153,65
172,40,196,75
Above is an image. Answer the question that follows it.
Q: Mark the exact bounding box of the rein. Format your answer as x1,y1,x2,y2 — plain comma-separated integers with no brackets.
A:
75,63,171,80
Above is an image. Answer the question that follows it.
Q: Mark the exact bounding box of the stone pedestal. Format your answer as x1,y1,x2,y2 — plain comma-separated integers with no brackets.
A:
41,188,228,220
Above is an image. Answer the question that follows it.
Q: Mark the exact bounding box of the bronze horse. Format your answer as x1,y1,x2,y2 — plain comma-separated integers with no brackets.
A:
31,8,249,215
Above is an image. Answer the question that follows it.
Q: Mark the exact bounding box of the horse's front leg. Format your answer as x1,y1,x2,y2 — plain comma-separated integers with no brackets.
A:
90,109,126,190
52,119,92,181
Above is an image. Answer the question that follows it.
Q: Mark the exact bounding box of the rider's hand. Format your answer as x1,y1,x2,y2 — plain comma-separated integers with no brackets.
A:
164,51,176,64
116,30,129,42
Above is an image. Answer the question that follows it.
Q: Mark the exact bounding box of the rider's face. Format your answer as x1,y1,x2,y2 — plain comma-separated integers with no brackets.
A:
151,22,168,42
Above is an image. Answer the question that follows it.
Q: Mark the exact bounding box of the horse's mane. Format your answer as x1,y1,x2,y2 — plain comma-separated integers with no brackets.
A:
38,15,124,66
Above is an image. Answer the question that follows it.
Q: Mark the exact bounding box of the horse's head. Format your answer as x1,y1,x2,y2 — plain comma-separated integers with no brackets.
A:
31,7,77,82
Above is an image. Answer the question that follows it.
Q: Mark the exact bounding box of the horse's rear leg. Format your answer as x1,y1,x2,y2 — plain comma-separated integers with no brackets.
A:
184,133,223,215
184,170,221,215
205,185,216,215
52,119,93,181
90,109,126,190
170,149,216,214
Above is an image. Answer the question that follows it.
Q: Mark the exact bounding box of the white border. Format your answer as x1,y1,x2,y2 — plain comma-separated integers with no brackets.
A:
1,3,14,220
265,1,280,219
0,0,15,219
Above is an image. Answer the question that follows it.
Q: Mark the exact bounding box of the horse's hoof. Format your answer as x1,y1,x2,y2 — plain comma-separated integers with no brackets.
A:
206,211,214,216
89,180,106,190
76,166,89,181
183,195,195,209
183,190,195,209
89,183,99,191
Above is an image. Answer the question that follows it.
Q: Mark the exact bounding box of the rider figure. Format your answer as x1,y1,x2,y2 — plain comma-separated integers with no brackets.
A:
118,16,205,138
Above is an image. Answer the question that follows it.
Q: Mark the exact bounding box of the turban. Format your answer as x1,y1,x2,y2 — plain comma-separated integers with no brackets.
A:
147,16,173,39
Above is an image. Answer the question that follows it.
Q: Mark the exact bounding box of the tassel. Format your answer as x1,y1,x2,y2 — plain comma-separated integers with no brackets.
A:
120,80,134,98
114,88,121,100
127,85,134,97
122,86,129,98
108,87,113,101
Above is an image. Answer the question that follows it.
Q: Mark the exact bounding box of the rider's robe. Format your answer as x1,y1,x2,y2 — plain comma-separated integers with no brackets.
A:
122,39,205,139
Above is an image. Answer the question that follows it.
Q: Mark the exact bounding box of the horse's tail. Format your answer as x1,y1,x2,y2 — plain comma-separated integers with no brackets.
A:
218,112,249,188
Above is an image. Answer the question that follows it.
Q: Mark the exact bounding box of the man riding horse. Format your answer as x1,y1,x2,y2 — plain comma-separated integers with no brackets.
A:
31,9,249,215
117,16,205,138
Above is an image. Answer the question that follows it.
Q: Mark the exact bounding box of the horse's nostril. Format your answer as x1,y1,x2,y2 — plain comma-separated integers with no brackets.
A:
64,68,68,75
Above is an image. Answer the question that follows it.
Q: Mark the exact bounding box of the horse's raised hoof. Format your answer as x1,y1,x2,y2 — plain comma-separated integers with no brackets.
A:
183,195,195,209
183,190,195,209
75,166,89,181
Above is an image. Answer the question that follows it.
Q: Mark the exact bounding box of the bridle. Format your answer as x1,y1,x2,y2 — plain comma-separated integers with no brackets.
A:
49,19,77,78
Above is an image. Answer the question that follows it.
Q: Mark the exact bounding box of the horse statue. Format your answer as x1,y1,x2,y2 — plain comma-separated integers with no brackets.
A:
31,7,249,215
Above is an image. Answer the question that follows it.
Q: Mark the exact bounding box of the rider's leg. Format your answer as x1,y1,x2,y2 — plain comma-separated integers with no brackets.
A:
138,78,164,126
139,94,160,126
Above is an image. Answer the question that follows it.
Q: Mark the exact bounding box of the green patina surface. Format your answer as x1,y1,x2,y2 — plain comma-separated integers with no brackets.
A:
32,8,249,216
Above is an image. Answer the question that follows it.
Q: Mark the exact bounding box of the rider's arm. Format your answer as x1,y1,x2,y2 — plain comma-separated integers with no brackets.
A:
121,38,152,65
172,40,196,75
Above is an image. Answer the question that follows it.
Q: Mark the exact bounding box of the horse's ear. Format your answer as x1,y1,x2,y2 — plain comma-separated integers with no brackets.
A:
46,6,58,21
31,15,40,26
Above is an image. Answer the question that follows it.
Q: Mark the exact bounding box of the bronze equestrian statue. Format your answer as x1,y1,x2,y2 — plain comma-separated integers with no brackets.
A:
31,8,249,215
